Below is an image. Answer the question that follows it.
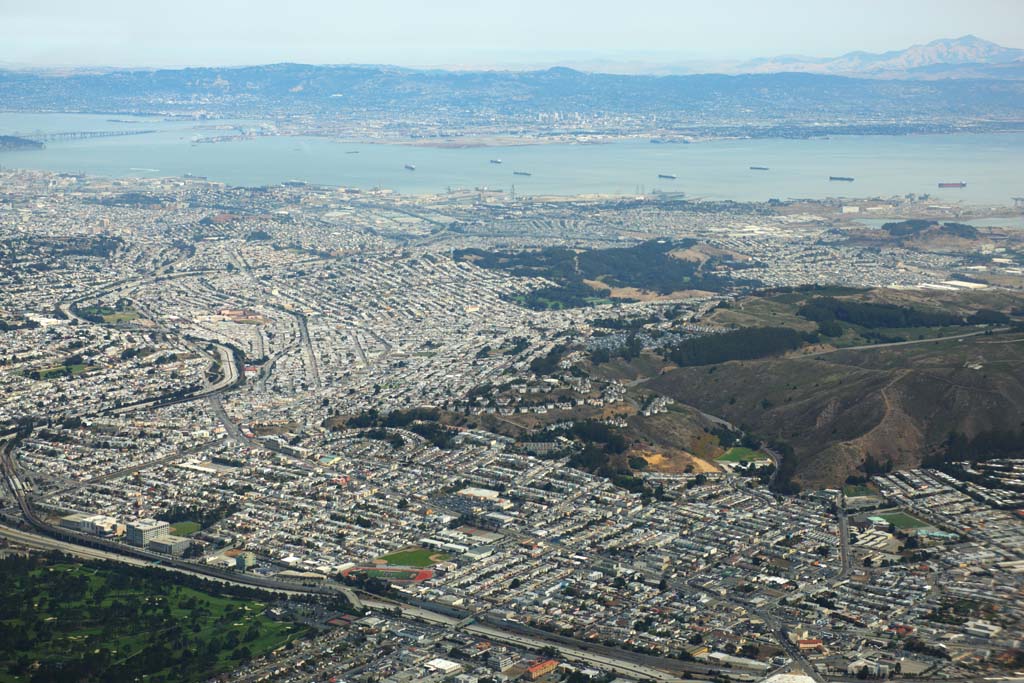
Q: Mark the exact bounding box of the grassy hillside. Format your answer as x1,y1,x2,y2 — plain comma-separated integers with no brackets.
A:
645,331,1024,489
707,286,1019,349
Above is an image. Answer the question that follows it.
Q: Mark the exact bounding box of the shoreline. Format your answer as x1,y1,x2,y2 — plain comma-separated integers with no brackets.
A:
4,110,1024,149
1,117,1022,209
1,165,1022,218
284,126,1024,149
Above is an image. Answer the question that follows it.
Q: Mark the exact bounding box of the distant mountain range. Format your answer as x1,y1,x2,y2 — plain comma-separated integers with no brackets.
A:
1,36,1023,135
3,62,1024,125
2,36,1022,80
485,36,1024,80
736,35,1024,79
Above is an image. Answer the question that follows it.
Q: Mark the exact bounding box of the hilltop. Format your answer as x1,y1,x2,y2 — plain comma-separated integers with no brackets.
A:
739,35,1024,79
590,286,1024,490
647,332,1024,490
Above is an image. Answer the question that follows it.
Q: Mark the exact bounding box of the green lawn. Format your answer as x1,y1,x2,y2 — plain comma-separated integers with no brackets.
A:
843,484,877,498
26,364,92,380
79,305,116,317
716,447,769,463
877,511,929,530
78,305,140,325
102,310,140,323
378,547,448,567
354,568,424,581
170,521,201,537
0,558,308,683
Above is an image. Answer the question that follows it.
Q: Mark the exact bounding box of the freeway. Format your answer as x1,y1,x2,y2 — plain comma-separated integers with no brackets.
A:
1,428,364,609
16,262,1011,682
356,595,698,682
208,394,246,443
56,268,246,419
294,311,322,389
5,429,700,683
0,516,365,607
0,521,335,600
805,327,1012,357
2,433,1006,683
467,622,692,682
837,500,853,579
264,294,322,389
0,515,697,682
0,522,159,567
106,339,243,416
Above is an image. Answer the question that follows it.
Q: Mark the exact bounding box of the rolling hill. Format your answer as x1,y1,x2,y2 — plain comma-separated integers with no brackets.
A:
645,326,1024,490
1,61,1023,125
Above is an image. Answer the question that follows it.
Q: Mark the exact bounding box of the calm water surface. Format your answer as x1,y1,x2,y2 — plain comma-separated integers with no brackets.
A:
1,113,1022,205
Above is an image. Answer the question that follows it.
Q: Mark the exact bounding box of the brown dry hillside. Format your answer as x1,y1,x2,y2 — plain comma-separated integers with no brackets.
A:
645,332,1024,489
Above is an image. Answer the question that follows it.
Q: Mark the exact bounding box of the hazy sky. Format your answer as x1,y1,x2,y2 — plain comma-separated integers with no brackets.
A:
2,0,1022,68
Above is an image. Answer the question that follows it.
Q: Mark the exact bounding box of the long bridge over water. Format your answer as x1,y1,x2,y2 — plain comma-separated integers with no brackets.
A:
18,129,157,143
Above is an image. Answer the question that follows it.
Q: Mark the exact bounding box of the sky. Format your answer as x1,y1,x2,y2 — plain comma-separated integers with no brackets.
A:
1,0,1022,69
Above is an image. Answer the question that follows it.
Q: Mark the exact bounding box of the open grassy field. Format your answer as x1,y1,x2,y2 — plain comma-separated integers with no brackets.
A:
716,447,769,463
877,511,929,529
708,296,821,332
843,484,877,498
170,521,201,536
706,287,1020,351
78,304,140,324
0,557,307,683
378,547,449,567
26,364,92,380
102,310,140,323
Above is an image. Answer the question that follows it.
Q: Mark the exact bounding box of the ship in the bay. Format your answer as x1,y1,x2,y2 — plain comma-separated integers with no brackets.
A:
829,176,854,182
938,182,967,188
658,173,677,180
750,166,769,171
513,171,532,176
404,164,416,171
490,159,503,164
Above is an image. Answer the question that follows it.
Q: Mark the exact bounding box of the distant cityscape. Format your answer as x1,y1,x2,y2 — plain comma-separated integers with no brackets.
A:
1,24,1023,683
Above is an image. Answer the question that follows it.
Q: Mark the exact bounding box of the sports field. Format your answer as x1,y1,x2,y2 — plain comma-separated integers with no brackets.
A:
716,447,769,463
877,511,929,529
843,484,876,498
171,521,201,536
102,310,140,323
378,547,449,567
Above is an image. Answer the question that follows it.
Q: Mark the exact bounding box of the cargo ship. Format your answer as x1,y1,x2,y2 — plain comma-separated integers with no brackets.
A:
749,166,769,171
404,164,416,171
490,159,503,164
938,182,967,188
829,176,854,182
658,173,677,180
513,171,532,176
